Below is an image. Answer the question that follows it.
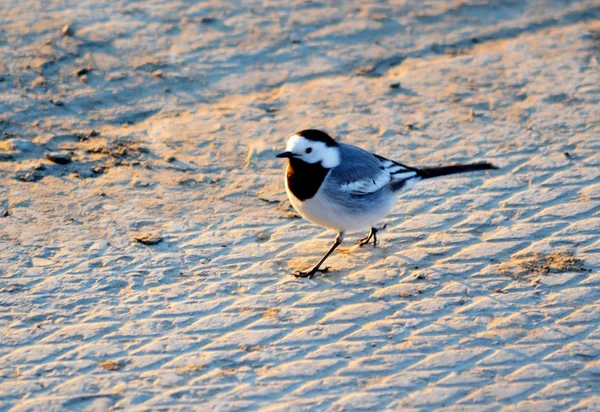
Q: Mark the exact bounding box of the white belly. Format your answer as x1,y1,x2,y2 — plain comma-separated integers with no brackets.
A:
285,177,396,233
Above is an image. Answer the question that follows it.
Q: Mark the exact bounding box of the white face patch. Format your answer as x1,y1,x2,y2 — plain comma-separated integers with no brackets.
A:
285,135,341,168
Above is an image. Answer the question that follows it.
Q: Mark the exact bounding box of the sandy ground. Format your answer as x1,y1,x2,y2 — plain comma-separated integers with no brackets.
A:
1,0,600,410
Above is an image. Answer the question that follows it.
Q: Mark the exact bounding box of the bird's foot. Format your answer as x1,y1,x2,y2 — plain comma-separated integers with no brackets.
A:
293,266,330,279
357,236,373,247
357,228,378,248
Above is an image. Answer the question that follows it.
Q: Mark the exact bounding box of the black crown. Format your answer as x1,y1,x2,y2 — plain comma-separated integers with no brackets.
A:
297,129,338,147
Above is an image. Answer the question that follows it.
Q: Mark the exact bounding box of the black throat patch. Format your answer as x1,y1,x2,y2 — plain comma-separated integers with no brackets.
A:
286,158,330,201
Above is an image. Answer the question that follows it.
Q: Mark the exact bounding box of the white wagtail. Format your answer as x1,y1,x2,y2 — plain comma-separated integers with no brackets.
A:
276,129,498,278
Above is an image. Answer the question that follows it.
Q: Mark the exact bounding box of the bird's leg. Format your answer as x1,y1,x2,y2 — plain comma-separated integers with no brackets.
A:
358,227,378,247
294,232,344,279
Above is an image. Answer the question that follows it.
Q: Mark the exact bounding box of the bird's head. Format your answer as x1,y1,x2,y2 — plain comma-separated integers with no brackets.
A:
276,129,341,168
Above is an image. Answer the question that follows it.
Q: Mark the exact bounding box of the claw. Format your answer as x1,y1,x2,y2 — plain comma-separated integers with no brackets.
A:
358,227,378,248
292,266,330,279
358,237,371,247
290,233,342,279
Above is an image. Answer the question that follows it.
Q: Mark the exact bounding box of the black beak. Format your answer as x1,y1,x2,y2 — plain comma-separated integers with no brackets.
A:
276,151,295,159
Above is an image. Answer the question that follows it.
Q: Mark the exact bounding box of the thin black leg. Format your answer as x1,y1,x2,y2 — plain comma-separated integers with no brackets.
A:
294,232,344,279
358,227,378,247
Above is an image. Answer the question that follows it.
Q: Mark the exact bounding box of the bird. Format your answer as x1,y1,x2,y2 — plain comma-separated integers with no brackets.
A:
276,129,498,279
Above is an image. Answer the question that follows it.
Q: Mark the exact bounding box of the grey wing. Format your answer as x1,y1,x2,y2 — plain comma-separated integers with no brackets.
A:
328,144,419,196
327,144,390,196
373,153,420,192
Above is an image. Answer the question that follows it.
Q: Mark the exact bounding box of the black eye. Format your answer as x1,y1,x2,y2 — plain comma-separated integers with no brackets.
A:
305,147,312,154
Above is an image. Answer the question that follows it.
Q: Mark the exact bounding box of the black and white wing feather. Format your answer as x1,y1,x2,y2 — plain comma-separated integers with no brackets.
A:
328,144,419,196
373,154,420,192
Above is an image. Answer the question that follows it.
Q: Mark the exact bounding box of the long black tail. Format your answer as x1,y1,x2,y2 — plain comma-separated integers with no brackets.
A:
417,162,498,179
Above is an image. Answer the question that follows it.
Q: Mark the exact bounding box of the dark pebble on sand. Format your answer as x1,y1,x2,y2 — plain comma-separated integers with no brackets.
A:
16,171,42,182
62,24,74,37
45,152,72,164
133,233,163,245
74,68,91,77
93,165,106,175
77,130,100,141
